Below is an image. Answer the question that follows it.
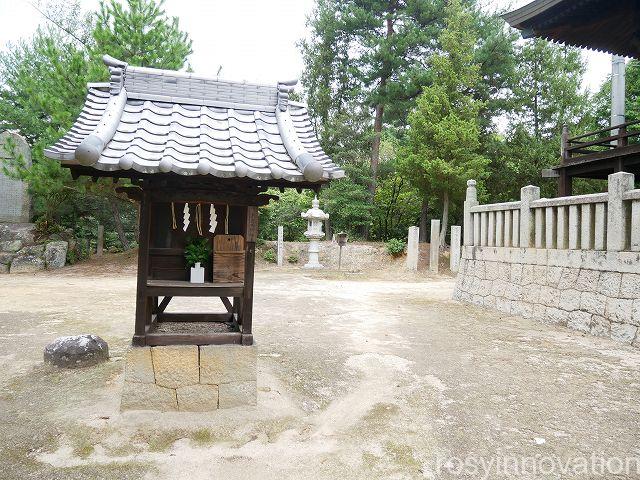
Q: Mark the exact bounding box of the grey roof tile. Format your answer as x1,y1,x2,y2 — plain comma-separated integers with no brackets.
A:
44,57,344,183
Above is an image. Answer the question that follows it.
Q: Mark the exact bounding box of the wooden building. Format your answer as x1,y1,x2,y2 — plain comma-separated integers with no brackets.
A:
45,55,344,347
504,0,640,195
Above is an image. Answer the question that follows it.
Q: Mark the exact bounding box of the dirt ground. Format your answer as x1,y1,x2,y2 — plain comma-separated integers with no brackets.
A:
1,254,639,479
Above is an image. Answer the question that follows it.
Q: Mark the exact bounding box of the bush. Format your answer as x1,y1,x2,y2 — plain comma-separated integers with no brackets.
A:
263,249,276,263
287,251,299,264
386,238,406,257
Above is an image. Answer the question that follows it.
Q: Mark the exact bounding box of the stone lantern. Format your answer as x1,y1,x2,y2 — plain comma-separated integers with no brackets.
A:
301,196,329,269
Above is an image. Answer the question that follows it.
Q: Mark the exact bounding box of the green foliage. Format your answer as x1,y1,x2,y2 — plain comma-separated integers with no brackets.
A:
91,0,192,72
321,176,372,239
263,249,276,263
386,238,406,257
184,237,212,268
0,0,192,252
398,0,489,236
259,189,313,241
287,251,300,264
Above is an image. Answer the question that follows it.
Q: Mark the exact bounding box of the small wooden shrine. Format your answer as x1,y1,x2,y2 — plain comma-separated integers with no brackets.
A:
504,0,640,195
45,55,344,347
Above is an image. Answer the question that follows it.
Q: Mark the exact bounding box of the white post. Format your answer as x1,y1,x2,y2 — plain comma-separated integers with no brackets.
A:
406,226,419,271
504,210,512,247
96,224,104,256
631,201,640,252
277,225,284,266
594,203,607,251
450,226,461,273
534,208,544,248
607,172,634,251
487,212,495,247
545,207,556,249
580,204,594,250
480,212,488,246
430,219,440,274
473,213,481,246
511,210,520,247
568,204,580,250
520,185,540,248
463,179,478,246
495,211,504,247
557,206,569,249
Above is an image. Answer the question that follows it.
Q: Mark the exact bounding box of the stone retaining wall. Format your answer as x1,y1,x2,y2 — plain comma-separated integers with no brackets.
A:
454,246,640,348
121,344,257,412
0,223,69,273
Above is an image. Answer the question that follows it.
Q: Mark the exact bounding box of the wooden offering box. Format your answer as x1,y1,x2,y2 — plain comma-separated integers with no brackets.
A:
213,234,245,283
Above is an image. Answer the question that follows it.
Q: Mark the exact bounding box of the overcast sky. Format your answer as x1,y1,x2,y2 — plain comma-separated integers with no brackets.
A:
0,0,614,92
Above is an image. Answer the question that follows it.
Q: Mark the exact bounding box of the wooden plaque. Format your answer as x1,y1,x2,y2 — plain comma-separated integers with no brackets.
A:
213,234,245,283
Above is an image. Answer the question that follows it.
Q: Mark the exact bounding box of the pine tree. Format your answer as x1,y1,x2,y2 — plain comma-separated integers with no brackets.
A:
398,0,488,244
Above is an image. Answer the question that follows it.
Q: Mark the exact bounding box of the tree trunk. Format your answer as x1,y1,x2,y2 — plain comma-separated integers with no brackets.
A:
370,103,384,196
419,196,429,242
109,197,130,251
439,191,449,247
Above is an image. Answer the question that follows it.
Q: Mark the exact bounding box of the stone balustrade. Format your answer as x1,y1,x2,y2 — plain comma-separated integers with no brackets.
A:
465,172,640,252
455,172,640,348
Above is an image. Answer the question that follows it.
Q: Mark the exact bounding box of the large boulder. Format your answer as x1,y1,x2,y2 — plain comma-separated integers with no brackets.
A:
44,335,109,368
0,252,16,265
0,223,35,244
45,241,68,269
0,240,22,252
17,244,45,256
10,255,44,273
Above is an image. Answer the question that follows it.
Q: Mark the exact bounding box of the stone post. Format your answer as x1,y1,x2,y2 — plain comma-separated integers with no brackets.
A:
607,172,634,251
430,219,440,274
277,225,284,266
450,226,461,273
406,226,419,271
96,224,104,256
519,185,540,248
463,180,478,246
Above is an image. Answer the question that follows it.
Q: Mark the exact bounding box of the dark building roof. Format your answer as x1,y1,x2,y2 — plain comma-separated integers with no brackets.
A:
45,55,344,184
503,0,640,58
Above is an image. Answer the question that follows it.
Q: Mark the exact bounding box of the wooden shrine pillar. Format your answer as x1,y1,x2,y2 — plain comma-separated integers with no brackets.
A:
558,170,572,197
133,190,152,346
241,206,258,345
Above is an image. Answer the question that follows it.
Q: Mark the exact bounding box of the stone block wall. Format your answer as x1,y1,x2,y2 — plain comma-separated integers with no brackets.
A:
454,246,640,348
121,344,257,412
0,223,68,273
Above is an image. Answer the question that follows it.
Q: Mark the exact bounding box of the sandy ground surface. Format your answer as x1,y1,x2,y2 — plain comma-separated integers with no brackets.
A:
0,255,639,479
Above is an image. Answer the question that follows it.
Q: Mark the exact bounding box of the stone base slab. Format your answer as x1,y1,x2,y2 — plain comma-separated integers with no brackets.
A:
121,344,257,412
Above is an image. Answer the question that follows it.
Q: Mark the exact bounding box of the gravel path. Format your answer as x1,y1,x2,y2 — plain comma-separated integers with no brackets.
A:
0,264,639,479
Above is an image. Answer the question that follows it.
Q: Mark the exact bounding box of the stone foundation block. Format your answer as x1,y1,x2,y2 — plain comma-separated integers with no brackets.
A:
590,316,611,338
122,344,257,412
219,381,257,409
124,347,155,383
200,344,257,385
567,311,591,333
121,382,177,411
176,384,219,412
611,323,638,343
152,345,199,388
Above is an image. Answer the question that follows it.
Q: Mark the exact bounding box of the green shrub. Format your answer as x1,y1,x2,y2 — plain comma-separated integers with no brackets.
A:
263,249,277,263
386,238,406,257
184,237,212,267
287,251,299,264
